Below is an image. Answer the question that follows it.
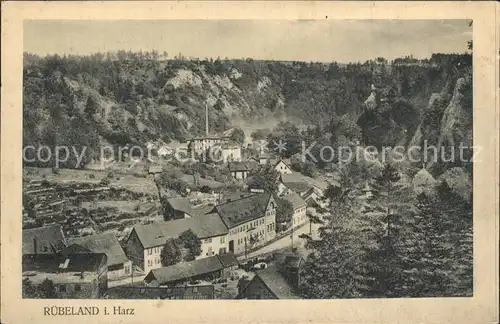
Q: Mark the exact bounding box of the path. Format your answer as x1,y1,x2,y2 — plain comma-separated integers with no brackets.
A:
244,220,322,259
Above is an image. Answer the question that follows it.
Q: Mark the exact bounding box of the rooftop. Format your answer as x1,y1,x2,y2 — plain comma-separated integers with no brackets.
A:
131,213,228,249
228,161,249,172
145,256,224,285
213,193,273,229
66,232,129,266
22,253,106,285
241,265,299,299
281,191,307,210
217,253,240,268
23,224,67,255
106,285,215,299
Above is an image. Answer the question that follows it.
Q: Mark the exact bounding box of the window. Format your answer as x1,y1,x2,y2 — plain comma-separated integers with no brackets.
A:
220,236,225,244
124,265,130,274
75,284,81,292
205,238,212,243
148,249,152,255
148,260,152,266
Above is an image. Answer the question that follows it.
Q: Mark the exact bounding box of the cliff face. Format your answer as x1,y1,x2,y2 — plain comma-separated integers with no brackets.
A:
23,53,472,168
408,73,473,176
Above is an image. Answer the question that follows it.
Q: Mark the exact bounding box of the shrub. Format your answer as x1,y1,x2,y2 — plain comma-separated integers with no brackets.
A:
100,178,111,186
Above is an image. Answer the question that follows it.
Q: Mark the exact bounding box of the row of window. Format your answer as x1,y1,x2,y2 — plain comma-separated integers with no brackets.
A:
295,207,306,213
267,223,275,232
237,231,264,245
230,218,265,235
147,246,161,255
147,258,161,267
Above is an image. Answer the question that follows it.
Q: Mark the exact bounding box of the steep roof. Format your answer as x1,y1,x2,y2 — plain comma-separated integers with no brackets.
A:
66,233,129,266
166,197,198,216
145,256,224,285
213,193,272,228
22,252,106,274
131,214,228,249
228,161,249,172
282,191,307,210
280,172,305,184
23,224,67,255
250,266,299,299
106,285,215,299
216,253,240,268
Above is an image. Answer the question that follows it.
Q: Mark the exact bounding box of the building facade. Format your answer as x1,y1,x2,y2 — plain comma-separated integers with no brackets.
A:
125,215,229,274
273,160,293,174
66,233,132,281
212,194,277,255
22,253,108,299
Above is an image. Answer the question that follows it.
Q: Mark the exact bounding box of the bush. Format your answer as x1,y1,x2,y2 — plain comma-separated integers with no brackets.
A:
100,178,111,186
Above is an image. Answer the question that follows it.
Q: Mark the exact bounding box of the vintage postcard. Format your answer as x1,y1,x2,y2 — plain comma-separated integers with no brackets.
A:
1,1,499,324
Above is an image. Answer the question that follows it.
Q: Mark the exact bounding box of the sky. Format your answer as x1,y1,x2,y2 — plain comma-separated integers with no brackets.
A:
24,20,472,63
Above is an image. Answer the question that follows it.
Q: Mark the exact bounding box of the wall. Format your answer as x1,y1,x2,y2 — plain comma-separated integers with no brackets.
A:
107,260,132,281
142,233,229,273
199,234,229,258
274,161,292,174
292,206,307,228
231,171,247,180
228,216,267,255
52,281,97,299
221,147,242,162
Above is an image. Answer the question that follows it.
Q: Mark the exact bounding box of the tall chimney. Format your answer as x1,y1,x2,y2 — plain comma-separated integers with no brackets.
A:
205,102,209,136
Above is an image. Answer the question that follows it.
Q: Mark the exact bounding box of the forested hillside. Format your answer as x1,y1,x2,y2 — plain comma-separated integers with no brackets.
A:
23,51,472,170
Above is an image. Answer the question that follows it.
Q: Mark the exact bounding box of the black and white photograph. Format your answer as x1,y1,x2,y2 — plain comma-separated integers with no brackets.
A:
19,18,477,301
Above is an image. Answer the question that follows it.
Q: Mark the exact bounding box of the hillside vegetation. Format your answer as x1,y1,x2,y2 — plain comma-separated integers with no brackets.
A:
23,52,472,172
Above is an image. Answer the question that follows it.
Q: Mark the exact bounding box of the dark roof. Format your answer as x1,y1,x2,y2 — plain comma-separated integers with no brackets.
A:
66,233,129,266
131,214,228,249
241,265,299,299
167,197,197,215
228,161,249,172
22,252,107,273
23,224,67,255
106,285,215,300
245,160,261,172
213,193,273,228
283,182,312,194
282,191,307,210
145,256,223,285
217,253,239,268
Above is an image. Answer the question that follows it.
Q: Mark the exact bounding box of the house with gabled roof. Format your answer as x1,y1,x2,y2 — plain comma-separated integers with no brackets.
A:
23,224,67,255
66,232,132,281
228,161,249,180
270,158,293,174
125,214,229,274
281,191,308,228
210,193,276,255
237,254,304,299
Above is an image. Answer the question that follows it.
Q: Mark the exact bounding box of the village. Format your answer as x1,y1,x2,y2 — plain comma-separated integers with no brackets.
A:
21,106,341,300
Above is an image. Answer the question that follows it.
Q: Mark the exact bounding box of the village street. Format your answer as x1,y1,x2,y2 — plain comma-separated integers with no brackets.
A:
244,219,322,260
